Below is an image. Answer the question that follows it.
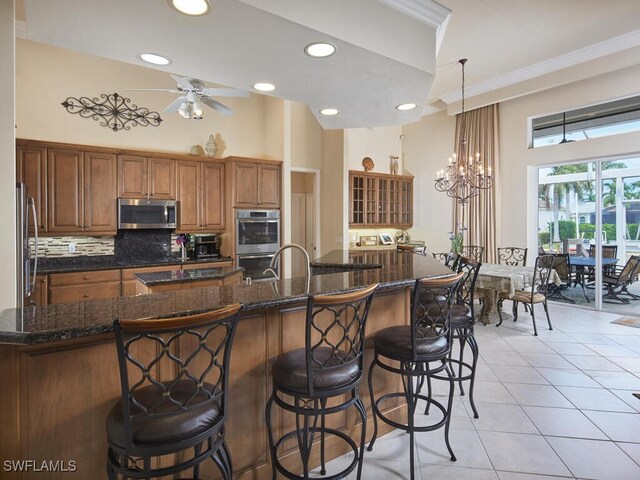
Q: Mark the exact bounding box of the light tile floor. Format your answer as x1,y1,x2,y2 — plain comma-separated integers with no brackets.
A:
314,302,640,479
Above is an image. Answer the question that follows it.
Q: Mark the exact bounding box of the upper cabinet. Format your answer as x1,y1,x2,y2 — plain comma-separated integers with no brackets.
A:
118,155,175,199
48,148,117,235
349,170,413,228
232,160,281,208
176,160,225,232
16,142,47,233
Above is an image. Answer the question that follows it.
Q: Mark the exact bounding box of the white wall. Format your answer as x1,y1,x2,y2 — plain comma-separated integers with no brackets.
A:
345,126,402,174
500,63,640,254
402,110,456,252
0,1,16,309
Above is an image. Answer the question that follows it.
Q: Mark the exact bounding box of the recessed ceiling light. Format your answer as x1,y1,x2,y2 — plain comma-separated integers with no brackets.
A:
138,53,172,66
253,82,276,92
320,108,339,116
169,0,211,16
396,103,417,111
305,42,336,58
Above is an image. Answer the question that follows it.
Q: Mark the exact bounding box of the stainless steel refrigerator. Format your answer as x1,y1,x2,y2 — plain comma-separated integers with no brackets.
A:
16,183,39,306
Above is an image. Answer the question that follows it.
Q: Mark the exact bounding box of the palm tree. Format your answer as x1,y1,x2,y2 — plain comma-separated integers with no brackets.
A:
539,165,594,242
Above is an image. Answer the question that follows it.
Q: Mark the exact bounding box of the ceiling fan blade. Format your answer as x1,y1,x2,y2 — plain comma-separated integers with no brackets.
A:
170,74,197,91
200,97,233,115
199,87,250,98
163,96,187,112
125,88,181,93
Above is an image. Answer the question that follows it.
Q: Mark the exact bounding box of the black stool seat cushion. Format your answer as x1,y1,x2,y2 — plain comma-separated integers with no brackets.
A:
107,380,221,447
272,347,359,393
449,304,474,329
373,325,447,360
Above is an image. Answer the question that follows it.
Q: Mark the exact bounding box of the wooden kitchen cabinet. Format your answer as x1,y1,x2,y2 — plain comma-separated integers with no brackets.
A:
48,269,121,304
83,151,117,233
348,170,413,228
118,155,175,199
27,274,48,306
48,148,117,235
233,161,281,208
176,160,225,232
16,143,47,233
47,148,83,233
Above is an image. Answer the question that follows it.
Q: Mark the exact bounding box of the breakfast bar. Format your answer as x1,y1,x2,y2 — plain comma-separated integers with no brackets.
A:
0,250,454,480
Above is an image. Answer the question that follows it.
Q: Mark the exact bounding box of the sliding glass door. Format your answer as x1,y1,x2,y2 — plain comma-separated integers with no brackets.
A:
538,157,640,314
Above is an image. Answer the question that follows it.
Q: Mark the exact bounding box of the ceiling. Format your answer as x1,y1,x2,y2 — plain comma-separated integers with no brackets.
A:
18,0,640,127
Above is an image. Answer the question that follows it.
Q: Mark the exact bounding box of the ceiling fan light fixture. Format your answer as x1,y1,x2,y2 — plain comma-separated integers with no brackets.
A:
253,82,276,92
169,0,211,16
178,101,191,119
305,42,336,58
192,100,203,117
138,53,171,66
396,103,417,111
320,108,339,116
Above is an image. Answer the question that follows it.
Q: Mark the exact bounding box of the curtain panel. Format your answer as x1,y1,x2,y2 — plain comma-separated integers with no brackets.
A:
452,104,500,263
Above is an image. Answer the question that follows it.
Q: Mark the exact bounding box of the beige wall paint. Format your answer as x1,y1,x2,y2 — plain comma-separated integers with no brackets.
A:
345,126,402,174
0,1,16,309
16,40,267,157
290,102,322,169
402,110,456,252
321,129,346,255
263,96,285,160
500,63,640,254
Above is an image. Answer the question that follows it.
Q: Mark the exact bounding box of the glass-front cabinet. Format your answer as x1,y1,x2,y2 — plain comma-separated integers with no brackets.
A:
349,170,413,228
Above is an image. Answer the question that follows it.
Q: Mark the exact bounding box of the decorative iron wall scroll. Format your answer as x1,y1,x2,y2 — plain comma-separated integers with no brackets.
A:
61,93,162,132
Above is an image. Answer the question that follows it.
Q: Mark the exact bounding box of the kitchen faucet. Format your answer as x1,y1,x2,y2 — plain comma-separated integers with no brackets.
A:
263,243,311,281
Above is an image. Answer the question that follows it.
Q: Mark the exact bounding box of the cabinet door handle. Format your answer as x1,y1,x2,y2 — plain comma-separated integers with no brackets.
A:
82,294,89,298
83,276,89,280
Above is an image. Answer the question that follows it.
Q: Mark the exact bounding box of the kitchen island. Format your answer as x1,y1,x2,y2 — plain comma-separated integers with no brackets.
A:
0,250,454,479
134,265,244,294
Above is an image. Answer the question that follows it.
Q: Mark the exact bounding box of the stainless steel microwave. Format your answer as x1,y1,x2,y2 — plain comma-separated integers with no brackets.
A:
118,199,177,229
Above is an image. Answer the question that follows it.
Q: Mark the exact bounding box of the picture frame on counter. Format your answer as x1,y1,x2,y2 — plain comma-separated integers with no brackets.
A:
379,233,394,245
360,235,378,246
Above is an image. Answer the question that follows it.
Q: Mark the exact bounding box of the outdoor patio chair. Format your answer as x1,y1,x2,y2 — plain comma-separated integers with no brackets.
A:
602,255,640,304
546,253,581,303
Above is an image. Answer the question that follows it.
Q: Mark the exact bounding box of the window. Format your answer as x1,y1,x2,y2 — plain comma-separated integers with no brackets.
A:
531,95,640,147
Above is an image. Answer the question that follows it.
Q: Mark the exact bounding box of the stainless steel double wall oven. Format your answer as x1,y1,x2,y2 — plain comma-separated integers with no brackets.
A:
235,209,280,280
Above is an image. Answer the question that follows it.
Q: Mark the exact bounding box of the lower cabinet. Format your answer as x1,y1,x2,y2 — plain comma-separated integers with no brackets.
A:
48,270,121,305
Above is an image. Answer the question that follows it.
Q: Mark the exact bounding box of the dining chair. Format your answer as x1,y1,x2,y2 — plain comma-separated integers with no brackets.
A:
433,252,460,270
460,245,484,263
602,255,640,303
497,247,527,266
497,255,554,336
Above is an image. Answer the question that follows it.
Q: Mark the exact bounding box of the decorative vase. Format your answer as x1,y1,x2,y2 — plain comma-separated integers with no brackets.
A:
205,134,217,157
181,245,187,261
389,156,399,175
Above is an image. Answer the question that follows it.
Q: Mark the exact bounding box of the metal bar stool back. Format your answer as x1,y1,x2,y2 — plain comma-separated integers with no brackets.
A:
107,303,241,480
367,272,464,480
265,283,379,480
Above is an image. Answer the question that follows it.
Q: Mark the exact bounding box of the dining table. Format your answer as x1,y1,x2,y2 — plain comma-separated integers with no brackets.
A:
474,263,562,324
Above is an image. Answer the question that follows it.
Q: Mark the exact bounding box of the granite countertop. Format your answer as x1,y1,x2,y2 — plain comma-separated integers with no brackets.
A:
135,266,244,286
1,250,454,345
34,255,234,274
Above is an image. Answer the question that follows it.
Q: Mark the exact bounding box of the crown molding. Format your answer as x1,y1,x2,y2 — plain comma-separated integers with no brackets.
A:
15,20,27,39
440,28,640,105
377,0,451,29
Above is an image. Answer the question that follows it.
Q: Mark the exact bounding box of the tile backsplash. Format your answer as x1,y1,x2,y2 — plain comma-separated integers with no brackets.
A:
29,236,114,257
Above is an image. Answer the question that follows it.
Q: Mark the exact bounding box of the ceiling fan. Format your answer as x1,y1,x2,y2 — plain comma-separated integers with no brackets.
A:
127,74,250,119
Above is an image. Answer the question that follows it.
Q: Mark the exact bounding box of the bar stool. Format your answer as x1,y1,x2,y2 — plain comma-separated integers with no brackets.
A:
448,257,481,419
265,284,378,480
106,303,241,480
367,273,464,480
